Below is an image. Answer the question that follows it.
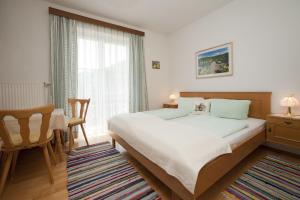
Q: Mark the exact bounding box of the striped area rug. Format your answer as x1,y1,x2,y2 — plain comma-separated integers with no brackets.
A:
223,155,300,200
67,142,161,200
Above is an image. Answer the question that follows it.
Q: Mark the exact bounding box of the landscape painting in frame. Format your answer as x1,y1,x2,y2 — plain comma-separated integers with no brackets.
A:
196,43,233,78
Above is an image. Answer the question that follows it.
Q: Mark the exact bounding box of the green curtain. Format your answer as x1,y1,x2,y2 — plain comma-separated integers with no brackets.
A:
50,14,78,116
129,34,149,112
50,14,147,114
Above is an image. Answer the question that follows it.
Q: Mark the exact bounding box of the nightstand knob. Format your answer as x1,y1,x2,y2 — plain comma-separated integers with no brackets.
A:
268,127,272,132
284,121,292,125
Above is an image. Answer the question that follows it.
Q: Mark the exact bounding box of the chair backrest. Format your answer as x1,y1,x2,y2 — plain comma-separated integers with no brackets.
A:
68,98,90,121
0,104,54,150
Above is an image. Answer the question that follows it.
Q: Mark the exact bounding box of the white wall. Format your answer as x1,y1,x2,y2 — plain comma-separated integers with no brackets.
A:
168,0,300,114
2,0,300,113
144,31,170,109
0,0,50,82
0,0,170,109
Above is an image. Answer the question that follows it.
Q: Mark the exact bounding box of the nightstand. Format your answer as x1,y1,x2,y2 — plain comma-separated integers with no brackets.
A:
267,114,300,150
163,103,178,108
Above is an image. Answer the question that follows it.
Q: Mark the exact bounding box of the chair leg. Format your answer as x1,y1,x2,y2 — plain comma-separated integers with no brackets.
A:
69,126,73,152
0,152,13,196
60,130,66,145
42,146,54,184
71,130,75,144
1,152,8,168
10,151,19,179
47,142,57,165
54,130,64,161
80,124,89,146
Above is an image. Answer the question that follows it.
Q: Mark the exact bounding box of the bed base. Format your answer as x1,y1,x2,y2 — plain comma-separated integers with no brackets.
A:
110,130,266,200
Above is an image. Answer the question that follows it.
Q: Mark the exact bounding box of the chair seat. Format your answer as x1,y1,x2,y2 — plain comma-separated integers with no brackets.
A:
67,117,84,126
9,129,53,146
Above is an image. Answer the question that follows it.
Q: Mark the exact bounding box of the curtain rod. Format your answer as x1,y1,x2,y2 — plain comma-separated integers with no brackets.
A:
49,7,145,36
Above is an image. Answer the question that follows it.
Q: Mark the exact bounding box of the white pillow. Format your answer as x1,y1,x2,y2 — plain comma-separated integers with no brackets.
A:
177,97,205,113
192,99,211,114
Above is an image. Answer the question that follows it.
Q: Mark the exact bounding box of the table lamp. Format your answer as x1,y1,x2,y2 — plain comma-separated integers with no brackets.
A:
169,94,177,104
280,95,299,116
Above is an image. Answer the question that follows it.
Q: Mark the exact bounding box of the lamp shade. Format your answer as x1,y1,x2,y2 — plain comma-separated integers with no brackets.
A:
280,96,299,107
169,94,177,100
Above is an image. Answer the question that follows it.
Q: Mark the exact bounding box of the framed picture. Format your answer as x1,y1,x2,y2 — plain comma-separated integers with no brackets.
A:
196,42,233,78
152,61,160,69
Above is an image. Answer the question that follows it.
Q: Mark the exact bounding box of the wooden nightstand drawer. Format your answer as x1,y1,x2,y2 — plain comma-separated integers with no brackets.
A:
267,117,300,129
267,114,300,149
268,124,300,142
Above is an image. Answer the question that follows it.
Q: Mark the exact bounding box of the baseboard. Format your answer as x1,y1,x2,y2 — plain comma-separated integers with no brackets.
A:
263,142,300,155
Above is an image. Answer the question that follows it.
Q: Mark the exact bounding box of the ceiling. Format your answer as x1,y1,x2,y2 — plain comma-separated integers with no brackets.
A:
47,0,233,34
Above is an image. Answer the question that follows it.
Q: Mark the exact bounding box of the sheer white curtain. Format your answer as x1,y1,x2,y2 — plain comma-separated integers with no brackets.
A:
77,22,130,134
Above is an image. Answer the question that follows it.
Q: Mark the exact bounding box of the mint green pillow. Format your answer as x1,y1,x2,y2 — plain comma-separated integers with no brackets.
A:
177,97,204,112
210,99,251,120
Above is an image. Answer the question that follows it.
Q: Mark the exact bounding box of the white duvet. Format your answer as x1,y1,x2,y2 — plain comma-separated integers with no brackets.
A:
108,113,233,193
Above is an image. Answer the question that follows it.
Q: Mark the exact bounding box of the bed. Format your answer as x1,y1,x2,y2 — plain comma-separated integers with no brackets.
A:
109,92,271,200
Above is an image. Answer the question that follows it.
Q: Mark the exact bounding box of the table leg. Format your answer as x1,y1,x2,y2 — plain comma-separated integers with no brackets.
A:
69,126,74,152
54,130,64,161
112,138,116,148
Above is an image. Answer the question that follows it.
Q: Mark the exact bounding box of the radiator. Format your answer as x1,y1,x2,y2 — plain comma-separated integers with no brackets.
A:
0,82,50,109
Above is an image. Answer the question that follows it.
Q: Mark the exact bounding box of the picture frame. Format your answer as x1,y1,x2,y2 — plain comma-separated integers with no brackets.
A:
195,42,233,78
152,61,160,69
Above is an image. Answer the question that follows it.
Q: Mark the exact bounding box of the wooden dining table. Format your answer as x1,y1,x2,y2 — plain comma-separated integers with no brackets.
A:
0,108,66,161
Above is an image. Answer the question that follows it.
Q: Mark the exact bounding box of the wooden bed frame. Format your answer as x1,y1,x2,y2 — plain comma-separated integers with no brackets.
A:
110,92,271,200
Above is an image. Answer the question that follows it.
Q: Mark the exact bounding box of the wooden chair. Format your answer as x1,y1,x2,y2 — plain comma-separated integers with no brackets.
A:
0,105,56,196
67,98,90,151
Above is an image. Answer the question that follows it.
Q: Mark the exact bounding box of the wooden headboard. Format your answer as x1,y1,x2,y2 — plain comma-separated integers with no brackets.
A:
180,92,271,119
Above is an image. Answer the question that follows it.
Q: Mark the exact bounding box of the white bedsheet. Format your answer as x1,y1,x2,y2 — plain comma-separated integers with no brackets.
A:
171,115,248,138
224,118,265,149
144,108,189,120
170,115,265,149
108,113,232,193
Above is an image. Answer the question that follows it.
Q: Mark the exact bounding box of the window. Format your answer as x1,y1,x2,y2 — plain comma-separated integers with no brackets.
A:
77,23,129,135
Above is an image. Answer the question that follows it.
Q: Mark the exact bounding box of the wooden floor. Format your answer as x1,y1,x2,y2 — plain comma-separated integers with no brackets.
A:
1,135,299,200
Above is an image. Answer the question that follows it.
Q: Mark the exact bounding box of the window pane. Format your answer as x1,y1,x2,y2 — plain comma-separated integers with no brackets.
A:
77,22,129,135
